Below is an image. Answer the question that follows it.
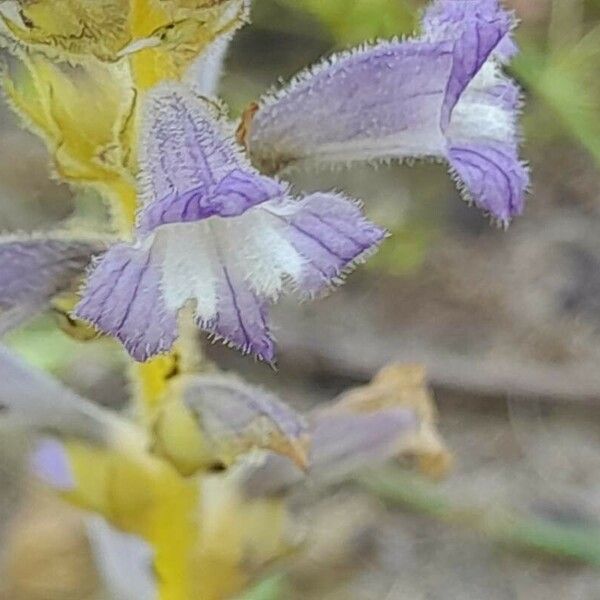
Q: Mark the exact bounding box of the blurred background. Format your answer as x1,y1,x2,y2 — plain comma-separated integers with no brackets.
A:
2,0,600,598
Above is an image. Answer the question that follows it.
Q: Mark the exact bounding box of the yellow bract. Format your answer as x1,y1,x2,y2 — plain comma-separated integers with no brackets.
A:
0,0,248,230
1,49,138,228
1,0,245,64
64,441,200,600
62,439,291,600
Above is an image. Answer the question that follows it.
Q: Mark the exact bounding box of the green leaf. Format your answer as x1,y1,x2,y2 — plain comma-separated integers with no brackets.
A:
514,25,600,165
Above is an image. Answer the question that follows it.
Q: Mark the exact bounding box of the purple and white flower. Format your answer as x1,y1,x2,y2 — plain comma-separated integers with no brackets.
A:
249,0,528,223
74,86,385,362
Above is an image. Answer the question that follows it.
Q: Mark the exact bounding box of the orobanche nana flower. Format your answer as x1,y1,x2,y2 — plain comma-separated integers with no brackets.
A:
248,0,528,223
74,84,386,362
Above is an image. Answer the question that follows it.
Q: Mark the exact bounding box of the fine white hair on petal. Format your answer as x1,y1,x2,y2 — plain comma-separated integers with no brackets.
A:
136,82,245,211
225,208,306,299
446,60,519,144
155,224,219,318
183,0,252,93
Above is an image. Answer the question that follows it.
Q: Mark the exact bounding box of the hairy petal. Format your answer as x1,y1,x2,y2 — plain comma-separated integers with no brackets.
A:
199,261,274,361
78,85,382,362
249,0,526,222
422,0,518,63
448,141,527,221
185,34,232,97
264,192,387,296
145,188,384,361
0,234,106,334
444,40,528,219
151,221,276,361
138,168,285,232
249,40,455,170
74,243,178,362
248,0,512,169
138,84,271,210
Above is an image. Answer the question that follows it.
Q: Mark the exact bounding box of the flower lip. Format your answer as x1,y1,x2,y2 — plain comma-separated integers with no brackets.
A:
137,168,287,234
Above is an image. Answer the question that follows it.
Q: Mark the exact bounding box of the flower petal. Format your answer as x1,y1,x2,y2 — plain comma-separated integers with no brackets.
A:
200,265,274,361
264,192,387,296
422,0,517,63
249,0,512,170
440,6,528,221
137,84,287,235
184,34,232,97
147,188,385,359
30,438,75,491
448,141,527,221
74,243,178,362
138,168,285,232
431,3,512,129
249,40,455,171
0,233,106,334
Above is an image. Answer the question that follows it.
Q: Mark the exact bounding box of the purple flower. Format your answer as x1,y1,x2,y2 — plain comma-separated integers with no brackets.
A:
74,85,385,362
0,234,106,334
248,0,528,223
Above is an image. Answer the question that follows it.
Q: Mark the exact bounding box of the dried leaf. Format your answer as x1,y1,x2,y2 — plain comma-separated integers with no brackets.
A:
329,364,453,478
